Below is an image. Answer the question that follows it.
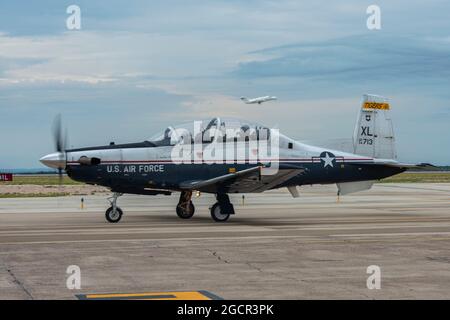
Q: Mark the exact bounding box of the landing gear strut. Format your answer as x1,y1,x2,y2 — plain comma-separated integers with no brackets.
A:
176,191,195,219
105,192,123,223
210,193,234,222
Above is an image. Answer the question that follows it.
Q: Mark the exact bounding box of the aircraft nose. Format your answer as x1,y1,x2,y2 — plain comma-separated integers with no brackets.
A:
40,152,66,169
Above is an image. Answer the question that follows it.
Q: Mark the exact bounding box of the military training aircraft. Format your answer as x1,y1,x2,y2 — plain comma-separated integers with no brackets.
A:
40,94,430,223
240,96,277,104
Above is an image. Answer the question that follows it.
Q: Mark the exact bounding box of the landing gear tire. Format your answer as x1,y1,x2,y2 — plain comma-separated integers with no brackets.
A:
105,206,123,223
210,202,230,222
176,201,195,219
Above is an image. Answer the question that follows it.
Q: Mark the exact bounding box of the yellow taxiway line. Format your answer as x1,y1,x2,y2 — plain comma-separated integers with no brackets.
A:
77,290,222,300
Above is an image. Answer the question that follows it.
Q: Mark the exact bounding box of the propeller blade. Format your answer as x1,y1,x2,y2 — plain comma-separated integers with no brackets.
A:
51,114,66,185
64,127,69,152
52,114,64,152
58,168,63,186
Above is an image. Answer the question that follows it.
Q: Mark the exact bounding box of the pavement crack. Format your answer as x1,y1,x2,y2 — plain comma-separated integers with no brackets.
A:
246,262,263,272
4,265,34,300
207,250,230,264
245,261,303,282
311,259,344,262
426,256,450,263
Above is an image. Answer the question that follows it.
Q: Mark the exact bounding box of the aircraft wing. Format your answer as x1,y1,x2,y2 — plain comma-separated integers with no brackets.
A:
179,166,261,191
179,165,305,193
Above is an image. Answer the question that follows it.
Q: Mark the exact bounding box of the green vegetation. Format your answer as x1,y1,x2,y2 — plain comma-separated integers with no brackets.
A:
380,172,450,183
1,172,450,187
0,192,70,198
0,175,82,185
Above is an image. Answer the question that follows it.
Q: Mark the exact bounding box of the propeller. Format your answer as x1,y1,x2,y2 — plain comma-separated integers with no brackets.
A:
40,114,69,195
51,114,67,184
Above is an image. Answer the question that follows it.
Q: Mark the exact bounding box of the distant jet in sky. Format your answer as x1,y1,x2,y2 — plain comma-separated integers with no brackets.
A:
240,96,277,104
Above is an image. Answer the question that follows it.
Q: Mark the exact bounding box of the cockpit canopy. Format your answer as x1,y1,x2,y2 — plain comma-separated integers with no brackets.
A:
149,118,273,146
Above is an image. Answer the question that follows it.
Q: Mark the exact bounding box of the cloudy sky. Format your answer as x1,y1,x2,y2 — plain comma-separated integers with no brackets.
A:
0,0,449,168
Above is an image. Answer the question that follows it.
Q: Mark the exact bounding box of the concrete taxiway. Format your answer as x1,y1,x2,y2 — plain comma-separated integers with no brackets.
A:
0,183,449,299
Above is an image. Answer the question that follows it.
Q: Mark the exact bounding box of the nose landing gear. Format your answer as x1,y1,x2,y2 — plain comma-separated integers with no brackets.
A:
105,192,123,223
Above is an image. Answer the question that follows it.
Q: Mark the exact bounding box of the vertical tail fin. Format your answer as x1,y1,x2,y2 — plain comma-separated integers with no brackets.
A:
353,94,396,159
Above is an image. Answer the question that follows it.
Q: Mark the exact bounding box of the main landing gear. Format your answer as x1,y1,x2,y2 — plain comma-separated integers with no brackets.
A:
175,192,235,222
210,193,235,222
105,192,123,223
176,191,195,219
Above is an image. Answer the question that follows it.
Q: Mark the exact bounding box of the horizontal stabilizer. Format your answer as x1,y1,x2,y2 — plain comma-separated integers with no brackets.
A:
397,163,436,170
364,160,437,170
405,163,438,170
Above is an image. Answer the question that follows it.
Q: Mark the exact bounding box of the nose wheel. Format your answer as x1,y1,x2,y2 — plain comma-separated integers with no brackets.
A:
105,192,123,223
106,206,123,223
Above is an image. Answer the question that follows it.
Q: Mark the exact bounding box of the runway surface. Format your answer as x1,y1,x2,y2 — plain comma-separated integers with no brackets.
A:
0,183,449,299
